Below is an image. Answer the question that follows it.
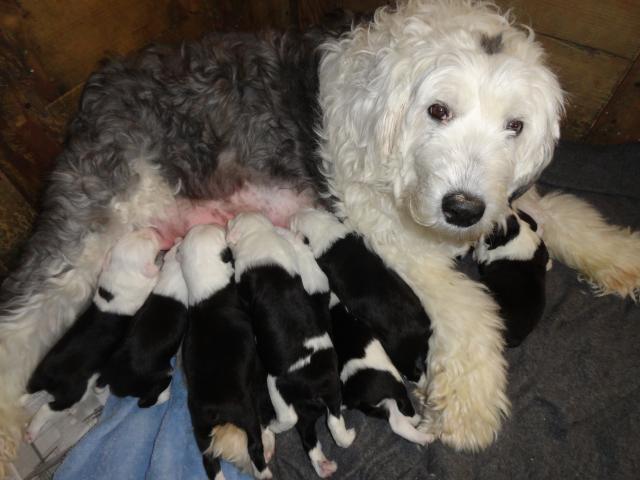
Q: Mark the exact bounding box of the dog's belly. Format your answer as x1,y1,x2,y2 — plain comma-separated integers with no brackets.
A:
152,183,317,246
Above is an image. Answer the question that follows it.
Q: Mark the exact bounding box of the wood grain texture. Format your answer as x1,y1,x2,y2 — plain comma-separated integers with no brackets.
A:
0,0,216,205
0,171,35,270
587,55,640,144
15,0,215,93
0,22,64,205
209,0,293,31
497,0,640,59
538,36,630,140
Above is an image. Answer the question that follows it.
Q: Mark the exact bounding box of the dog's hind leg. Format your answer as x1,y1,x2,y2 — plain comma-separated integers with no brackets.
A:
195,423,225,480
516,186,640,300
295,403,337,478
244,420,272,480
378,398,434,445
321,382,355,448
202,454,225,480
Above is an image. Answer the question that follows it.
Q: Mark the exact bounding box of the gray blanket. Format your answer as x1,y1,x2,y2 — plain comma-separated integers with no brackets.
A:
269,142,640,479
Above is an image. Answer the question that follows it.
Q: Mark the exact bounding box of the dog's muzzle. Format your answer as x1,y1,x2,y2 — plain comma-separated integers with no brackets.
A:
442,191,486,228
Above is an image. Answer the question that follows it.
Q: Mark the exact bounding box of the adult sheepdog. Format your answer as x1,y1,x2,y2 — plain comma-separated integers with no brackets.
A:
1,0,640,472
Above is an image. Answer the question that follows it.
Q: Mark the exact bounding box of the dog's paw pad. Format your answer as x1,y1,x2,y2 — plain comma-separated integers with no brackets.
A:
316,459,337,478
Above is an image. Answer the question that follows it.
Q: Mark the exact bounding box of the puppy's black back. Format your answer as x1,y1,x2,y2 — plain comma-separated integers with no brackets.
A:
183,283,259,424
237,265,328,376
330,302,375,370
27,303,132,409
479,244,548,347
318,234,431,380
100,293,187,401
330,302,415,416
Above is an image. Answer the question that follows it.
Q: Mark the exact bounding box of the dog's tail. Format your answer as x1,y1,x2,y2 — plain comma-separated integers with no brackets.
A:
207,423,272,479
516,186,640,300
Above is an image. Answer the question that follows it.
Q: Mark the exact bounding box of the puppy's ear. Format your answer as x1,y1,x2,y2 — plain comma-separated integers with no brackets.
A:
102,249,113,270
220,247,234,266
143,263,160,278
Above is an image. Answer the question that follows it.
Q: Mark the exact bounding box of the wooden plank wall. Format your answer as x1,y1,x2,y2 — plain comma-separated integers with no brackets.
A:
0,0,638,277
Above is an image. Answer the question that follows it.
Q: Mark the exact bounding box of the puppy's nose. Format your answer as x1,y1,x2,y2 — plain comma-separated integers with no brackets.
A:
442,191,485,227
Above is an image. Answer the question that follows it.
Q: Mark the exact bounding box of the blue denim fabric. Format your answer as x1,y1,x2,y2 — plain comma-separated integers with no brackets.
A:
55,363,251,480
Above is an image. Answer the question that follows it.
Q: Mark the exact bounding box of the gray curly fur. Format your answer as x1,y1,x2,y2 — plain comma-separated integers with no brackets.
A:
0,28,334,315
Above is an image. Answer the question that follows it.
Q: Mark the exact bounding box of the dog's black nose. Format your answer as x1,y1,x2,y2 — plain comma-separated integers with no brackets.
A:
442,191,485,227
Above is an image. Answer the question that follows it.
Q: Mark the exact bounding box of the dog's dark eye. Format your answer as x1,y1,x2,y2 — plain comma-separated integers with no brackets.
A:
428,103,450,122
506,119,524,136
303,236,310,246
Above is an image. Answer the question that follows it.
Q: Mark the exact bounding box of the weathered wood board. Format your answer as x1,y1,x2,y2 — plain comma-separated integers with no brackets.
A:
538,36,630,140
588,56,640,144
0,171,35,270
497,0,640,60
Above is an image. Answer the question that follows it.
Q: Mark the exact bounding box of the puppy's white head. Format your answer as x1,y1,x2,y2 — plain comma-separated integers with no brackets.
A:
227,213,299,280
275,227,330,295
289,209,350,257
226,212,275,246
178,224,233,305
152,242,189,305
474,212,541,265
320,1,564,242
96,227,162,314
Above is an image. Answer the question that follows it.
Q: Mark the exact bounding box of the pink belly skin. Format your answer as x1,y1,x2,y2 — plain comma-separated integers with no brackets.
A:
151,183,317,248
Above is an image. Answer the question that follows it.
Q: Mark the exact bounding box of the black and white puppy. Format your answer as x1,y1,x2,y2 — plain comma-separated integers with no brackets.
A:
98,242,188,407
290,209,431,383
329,295,434,445
474,210,550,347
228,213,354,479
179,224,273,480
278,227,432,446
25,228,162,440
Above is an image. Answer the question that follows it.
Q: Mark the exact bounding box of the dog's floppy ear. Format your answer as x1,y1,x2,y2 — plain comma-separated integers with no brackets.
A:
102,249,113,271
142,262,160,278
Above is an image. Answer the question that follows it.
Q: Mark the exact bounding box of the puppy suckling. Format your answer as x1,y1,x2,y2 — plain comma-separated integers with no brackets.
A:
277,227,431,445
290,208,431,383
329,295,434,445
25,228,162,440
98,242,188,407
179,224,273,480
474,210,550,347
228,213,354,479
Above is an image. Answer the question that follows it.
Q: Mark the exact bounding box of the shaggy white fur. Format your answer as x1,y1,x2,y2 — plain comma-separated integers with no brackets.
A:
514,187,640,300
317,0,565,450
0,159,176,471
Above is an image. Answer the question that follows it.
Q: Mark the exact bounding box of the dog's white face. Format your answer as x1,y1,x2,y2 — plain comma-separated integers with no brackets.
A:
398,34,563,240
319,2,564,242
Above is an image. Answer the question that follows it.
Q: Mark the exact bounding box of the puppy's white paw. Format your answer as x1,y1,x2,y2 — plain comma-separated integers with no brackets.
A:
327,414,355,448
309,443,337,478
262,428,275,462
155,386,171,405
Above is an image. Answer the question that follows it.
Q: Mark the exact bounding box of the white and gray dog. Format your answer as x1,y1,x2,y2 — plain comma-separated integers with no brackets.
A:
2,0,640,468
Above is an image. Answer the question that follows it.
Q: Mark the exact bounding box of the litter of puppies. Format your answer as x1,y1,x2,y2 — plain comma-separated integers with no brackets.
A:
24,208,545,478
